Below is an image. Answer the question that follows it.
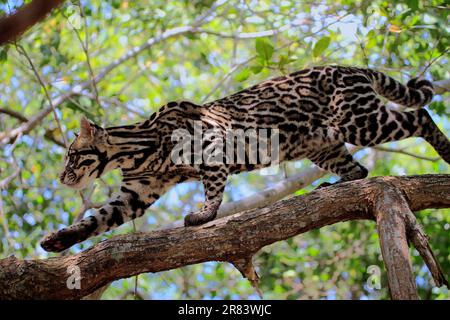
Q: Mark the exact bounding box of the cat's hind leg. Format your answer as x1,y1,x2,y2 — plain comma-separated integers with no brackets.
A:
417,109,450,164
341,105,450,164
309,142,368,188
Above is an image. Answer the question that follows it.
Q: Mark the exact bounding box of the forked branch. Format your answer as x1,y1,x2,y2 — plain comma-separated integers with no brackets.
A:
0,174,448,299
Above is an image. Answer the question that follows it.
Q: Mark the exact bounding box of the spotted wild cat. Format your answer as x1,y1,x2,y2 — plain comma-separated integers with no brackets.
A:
41,65,450,252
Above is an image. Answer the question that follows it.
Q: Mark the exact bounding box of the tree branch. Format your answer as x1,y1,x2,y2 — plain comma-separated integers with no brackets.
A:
162,164,327,229
0,107,65,147
373,185,419,299
434,79,450,95
373,146,440,162
0,174,448,299
0,0,64,45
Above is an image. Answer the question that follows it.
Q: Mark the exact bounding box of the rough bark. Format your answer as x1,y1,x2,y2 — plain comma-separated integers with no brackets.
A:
0,174,448,300
0,0,64,45
374,186,419,299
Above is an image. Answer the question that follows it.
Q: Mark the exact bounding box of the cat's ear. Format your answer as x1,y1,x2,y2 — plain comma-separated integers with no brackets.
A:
79,116,107,144
80,116,94,141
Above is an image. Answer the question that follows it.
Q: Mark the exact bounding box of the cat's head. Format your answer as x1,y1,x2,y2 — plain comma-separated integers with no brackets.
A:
59,116,109,189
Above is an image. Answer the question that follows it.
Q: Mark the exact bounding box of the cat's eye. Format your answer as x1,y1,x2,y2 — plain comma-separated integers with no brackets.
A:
79,159,95,167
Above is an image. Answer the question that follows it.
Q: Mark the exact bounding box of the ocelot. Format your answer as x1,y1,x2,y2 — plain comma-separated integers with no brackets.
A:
41,65,450,252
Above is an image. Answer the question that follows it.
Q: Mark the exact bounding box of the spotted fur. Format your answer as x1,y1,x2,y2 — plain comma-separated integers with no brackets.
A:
41,65,449,252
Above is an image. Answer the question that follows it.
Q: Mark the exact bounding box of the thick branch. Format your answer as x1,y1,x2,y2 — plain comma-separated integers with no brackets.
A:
374,185,418,299
162,165,327,229
0,174,448,299
0,0,64,45
404,210,449,289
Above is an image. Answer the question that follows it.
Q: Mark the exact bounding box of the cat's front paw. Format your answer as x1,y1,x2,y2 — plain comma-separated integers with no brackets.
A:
316,181,333,190
40,228,80,252
184,210,217,227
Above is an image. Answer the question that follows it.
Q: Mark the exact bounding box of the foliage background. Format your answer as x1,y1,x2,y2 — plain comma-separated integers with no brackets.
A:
0,0,449,299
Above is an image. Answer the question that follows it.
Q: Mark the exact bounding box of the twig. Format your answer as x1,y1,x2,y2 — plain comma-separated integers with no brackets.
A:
0,107,27,122
433,79,450,95
418,41,450,78
193,0,228,25
201,61,248,103
357,34,369,68
0,194,14,253
379,26,390,66
0,132,22,189
0,107,65,147
71,1,102,109
195,25,292,39
0,131,23,254
0,166,20,190
14,44,69,148
374,146,441,162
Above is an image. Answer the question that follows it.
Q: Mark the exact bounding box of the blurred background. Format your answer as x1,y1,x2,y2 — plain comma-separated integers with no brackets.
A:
0,0,449,299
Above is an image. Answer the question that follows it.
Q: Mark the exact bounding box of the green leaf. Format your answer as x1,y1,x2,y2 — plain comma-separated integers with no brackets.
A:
366,30,377,49
250,65,263,74
406,0,419,11
186,32,199,40
39,44,52,56
55,52,68,65
278,55,288,69
234,68,250,82
200,51,209,65
255,38,274,63
112,0,121,9
0,46,8,62
79,96,92,108
282,270,297,278
429,101,449,117
313,36,331,57
83,5,92,16
50,33,60,49
307,247,320,256
278,54,296,69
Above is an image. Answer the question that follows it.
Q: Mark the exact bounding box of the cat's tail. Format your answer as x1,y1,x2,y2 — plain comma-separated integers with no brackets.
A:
363,68,434,109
